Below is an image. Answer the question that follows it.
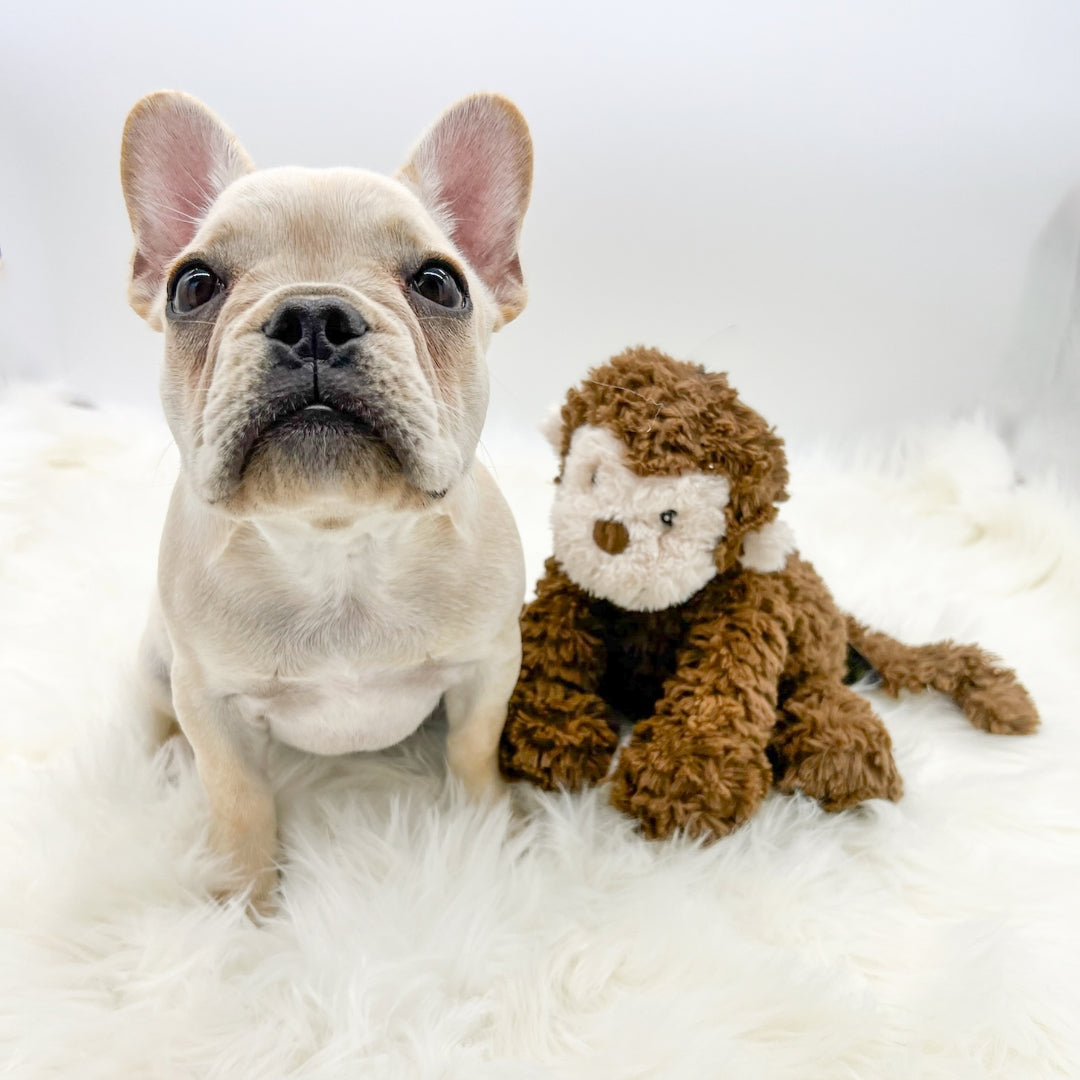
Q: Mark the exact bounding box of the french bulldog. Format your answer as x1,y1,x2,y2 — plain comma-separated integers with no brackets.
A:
121,90,532,913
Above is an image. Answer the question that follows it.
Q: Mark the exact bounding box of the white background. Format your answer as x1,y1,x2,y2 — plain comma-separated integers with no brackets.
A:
3,0,1080,452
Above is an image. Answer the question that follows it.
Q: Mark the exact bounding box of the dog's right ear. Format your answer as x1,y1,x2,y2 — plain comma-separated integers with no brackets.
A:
121,91,253,326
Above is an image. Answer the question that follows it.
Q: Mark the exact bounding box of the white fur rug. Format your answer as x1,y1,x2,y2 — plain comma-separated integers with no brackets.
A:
1,385,1078,1079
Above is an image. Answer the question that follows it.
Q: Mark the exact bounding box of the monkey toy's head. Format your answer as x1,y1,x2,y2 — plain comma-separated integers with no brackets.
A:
543,347,793,612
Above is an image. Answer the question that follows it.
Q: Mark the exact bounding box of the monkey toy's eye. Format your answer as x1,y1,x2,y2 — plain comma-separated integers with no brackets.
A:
660,510,677,527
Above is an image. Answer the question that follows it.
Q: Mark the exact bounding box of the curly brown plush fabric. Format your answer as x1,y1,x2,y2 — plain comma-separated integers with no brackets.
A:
499,347,1039,841
845,618,1039,736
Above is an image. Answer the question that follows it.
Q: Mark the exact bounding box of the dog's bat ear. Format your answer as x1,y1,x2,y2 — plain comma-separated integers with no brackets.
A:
398,93,533,327
120,91,253,326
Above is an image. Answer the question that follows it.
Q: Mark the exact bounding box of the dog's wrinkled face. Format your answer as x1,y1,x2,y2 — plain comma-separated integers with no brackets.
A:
156,169,489,514
121,92,531,517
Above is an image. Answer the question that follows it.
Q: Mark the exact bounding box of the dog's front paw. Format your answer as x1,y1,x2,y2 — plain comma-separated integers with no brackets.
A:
211,864,280,920
207,797,280,920
452,759,511,805
611,727,772,842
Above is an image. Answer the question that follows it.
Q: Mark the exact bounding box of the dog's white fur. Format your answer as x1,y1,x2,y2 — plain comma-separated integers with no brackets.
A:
121,91,532,911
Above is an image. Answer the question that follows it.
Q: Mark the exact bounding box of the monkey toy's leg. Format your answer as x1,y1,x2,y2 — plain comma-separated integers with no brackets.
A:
499,560,621,792
764,556,902,812
610,579,790,842
768,675,903,812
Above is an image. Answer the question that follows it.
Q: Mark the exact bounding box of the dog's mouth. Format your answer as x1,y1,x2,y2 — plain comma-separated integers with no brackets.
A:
234,387,405,478
260,403,378,441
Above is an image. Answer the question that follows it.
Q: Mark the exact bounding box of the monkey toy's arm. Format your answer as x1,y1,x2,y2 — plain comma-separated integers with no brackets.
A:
611,572,792,841
499,558,621,791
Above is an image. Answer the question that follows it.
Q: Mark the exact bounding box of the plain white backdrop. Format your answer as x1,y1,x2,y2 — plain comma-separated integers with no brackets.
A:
3,0,1080,453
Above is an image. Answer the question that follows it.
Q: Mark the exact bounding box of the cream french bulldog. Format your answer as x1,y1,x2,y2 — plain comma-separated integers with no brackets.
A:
121,91,532,912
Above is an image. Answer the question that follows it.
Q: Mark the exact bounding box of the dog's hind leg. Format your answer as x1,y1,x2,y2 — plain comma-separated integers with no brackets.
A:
137,599,184,749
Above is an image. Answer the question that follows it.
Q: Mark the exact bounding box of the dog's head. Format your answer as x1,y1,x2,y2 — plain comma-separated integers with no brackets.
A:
121,91,532,518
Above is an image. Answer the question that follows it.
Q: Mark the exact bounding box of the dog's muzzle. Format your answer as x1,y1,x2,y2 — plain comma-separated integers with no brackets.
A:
232,296,404,472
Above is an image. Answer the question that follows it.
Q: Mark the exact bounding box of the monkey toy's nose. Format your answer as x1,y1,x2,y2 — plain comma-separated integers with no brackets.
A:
593,519,629,556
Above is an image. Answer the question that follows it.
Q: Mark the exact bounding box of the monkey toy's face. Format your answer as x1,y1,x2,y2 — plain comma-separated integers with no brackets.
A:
550,424,734,612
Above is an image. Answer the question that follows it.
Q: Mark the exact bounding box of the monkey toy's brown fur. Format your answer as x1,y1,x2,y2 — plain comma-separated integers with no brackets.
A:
498,348,1039,841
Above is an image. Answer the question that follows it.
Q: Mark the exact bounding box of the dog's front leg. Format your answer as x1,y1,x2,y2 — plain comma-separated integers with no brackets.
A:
443,621,522,802
170,659,278,915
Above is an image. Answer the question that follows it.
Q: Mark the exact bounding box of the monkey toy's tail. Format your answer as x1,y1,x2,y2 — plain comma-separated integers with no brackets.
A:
845,617,1039,736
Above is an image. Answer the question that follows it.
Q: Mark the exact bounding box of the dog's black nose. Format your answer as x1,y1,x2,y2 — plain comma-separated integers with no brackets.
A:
263,298,367,366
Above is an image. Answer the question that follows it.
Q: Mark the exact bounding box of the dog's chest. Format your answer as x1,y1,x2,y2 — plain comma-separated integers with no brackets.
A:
221,520,465,754
236,653,452,755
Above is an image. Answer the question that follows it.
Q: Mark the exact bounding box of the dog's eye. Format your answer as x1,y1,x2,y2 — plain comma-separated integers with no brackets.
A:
660,510,677,527
170,263,224,314
409,261,468,309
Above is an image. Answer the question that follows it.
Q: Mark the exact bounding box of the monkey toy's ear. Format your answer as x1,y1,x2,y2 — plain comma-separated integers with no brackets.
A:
538,403,564,454
738,518,796,574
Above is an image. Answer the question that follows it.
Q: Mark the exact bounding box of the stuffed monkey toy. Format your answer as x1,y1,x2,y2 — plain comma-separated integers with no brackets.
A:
498,347,1039,841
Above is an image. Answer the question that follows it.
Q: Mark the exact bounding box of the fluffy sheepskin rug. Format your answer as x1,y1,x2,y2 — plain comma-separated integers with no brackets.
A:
1,384,1078,1079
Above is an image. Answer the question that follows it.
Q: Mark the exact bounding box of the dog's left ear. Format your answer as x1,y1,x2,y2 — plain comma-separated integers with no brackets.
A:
121,91,254,326
398,94,533,326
